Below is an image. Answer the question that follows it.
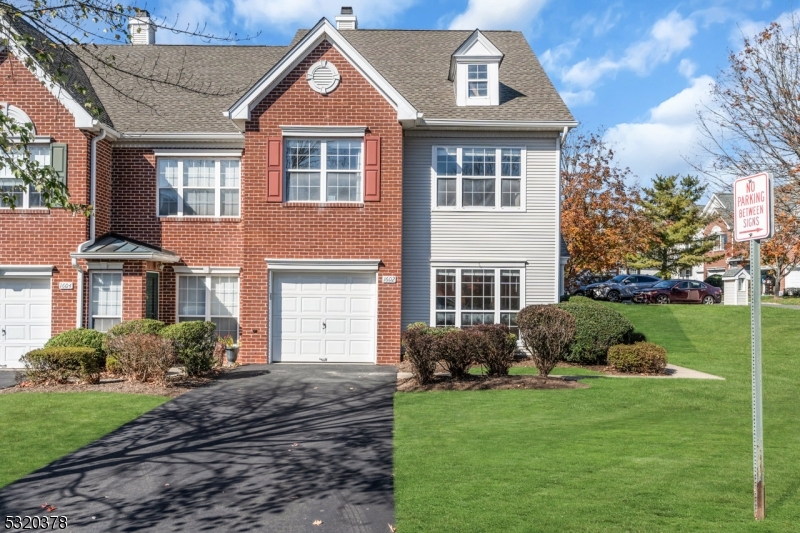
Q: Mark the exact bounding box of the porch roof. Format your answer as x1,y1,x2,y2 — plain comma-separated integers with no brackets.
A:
71,233,180,263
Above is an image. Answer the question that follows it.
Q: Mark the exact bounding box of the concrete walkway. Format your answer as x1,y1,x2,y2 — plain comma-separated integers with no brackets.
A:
398,363,724,381
0,364,397,532
763,302,800,310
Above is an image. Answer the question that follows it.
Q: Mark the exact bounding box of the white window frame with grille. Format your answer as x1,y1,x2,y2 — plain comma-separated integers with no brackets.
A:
431,146,526,211
284,138,364,204
429,265,525,331
155,152,241,218
174,268,240,341
89,268,123,332
0,143,52,209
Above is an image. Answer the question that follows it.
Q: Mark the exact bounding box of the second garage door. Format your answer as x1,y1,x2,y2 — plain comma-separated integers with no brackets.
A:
0,277,52,369
273,272,376,363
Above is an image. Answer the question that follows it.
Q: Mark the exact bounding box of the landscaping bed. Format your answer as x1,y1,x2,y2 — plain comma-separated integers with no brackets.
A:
397,373,587,392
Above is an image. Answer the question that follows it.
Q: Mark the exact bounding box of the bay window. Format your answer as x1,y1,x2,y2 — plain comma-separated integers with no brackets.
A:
91,272,122,332
433,267,522,335
285,139,362,203
0,145,50,209
158,158,240,217
177,275,239,341
433,146,524,210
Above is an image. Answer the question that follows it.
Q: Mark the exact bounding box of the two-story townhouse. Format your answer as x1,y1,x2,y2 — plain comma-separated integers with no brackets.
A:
0,8,574,368
686,192,735,281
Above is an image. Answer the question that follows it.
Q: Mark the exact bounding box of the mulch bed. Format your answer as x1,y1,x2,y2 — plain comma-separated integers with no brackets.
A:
515,359,668,377
0,368,232,398
397,374,588,392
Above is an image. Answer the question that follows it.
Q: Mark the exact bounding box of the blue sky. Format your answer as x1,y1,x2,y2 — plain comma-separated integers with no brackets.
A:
145,0,799,189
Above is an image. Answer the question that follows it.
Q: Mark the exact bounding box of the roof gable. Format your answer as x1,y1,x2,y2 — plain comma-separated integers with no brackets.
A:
448,30,503,81
226,18,418,126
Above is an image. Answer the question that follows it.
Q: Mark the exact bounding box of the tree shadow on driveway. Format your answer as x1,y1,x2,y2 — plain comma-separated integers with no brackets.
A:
0,365,396,532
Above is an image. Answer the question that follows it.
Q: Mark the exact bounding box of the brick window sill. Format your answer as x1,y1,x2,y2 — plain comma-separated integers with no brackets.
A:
282,202,365,209
159,217,241,223
0,208,50,215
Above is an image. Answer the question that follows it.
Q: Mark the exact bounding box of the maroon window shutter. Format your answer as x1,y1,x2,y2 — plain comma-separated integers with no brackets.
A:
364,136,381,202
267,137,283,202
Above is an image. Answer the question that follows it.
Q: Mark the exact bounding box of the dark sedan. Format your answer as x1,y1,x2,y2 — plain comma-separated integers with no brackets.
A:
585,274,661,302
632,280,722,304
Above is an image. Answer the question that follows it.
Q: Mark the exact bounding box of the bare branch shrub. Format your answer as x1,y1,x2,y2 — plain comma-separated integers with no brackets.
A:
401,323,438,384
517,305,576,378
436,328,477,379
470,324,517,377
106,333,175,384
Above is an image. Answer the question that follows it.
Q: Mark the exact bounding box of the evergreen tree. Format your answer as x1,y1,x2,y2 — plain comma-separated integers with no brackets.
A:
628,175,721,279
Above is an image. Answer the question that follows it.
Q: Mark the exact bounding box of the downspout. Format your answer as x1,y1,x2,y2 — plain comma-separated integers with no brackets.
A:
73,127,108,328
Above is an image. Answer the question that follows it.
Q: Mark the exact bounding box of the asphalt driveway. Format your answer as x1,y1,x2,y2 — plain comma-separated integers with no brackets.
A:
0,370,16,389
0,364,397,532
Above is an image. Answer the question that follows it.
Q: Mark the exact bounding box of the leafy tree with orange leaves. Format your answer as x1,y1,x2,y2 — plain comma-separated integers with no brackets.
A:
561,131,648,288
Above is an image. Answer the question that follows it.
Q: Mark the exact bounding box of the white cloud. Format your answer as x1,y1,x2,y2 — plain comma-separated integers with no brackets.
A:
539,40,579,72
230,0,416,33
572,5,622,37
448,0,549,31
604,75,714,182
560,11,697,89
678,58,697,79
560,90,595,107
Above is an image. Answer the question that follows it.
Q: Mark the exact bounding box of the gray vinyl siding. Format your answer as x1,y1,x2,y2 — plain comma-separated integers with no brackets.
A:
402,134,560,328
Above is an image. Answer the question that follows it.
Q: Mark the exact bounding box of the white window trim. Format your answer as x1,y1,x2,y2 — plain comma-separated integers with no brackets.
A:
431,145,526,211
429,266,525,328
175,273,240,333
156,157,241,218
172,266,241,275
0,142,53,209
89,270,123,331
153,149,243,158
466,64,489,102
285,138,364,204
280,126,366,137
0,265,54,277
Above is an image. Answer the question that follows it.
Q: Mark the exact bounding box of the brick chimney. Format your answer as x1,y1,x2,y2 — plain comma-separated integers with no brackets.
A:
129,9,156,45
335,7,358,30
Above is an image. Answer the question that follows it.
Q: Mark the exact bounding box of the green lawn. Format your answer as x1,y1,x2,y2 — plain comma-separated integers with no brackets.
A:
0,392,168,488
394,304,800,532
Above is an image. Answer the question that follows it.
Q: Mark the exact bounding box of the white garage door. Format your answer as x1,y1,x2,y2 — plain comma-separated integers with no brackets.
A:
0,278,52,368
273,272,376,363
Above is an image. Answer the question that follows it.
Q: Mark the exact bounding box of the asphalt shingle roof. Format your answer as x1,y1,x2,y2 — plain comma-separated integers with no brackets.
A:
60,28,571,133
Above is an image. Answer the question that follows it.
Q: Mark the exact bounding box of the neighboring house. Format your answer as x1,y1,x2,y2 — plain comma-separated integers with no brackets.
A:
689,192,735,281
0,9,575,368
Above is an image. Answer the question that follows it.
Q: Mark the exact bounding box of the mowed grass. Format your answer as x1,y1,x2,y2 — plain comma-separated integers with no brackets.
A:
394,304,800,532
0,392,168,488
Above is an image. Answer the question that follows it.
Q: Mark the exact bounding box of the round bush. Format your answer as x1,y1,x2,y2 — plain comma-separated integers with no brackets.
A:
106,319,165,341
517,305,576,378
566,295,603,307
46,328,106,358
401,323,438,384
22,346,104,384
556,302,634,364
608,342,667,374
161,321,217,377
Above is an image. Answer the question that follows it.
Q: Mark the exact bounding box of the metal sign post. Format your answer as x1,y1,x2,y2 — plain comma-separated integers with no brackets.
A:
750,239,765,520
734,172,773,521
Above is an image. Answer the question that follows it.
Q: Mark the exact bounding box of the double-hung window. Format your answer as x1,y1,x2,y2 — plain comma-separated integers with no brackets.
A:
158,158,240,217
177,275,240,341
285,139,362,203
433,146,523,209
0,145,50,209
91,272,122,332
433,267,522,336
467,64,488,98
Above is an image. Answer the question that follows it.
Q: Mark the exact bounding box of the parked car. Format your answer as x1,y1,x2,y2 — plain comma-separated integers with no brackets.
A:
585,274,661,302
632,280,722,304
571,274,613,296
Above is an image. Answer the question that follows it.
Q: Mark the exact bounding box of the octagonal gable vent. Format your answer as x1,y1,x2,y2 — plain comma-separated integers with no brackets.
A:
307,60,341,95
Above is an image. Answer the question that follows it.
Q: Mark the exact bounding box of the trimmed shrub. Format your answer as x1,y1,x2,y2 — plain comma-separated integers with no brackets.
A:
46,328,106,360
160,321,217,377
436,328,477,379
566,295,603,307
106,319,165,342
608,342,668,374
401,323,438,384
517,305,576,378
106,333,176,384
556,302,634,364
471,324,517,377
21,347,103,384
106,355,121,374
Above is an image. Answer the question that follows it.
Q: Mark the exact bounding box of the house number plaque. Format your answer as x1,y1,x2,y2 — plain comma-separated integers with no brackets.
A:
382,276,397,284
58,282,74,290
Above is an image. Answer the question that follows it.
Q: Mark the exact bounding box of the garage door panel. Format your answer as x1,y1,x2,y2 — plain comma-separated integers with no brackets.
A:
0,277,51,368
5,304,26,319
4,325,27,341
30,304,50,319
30,325,50,341
273,272,375,363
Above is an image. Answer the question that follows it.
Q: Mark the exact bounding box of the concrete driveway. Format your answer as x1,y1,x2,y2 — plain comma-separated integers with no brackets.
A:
0,364,397,532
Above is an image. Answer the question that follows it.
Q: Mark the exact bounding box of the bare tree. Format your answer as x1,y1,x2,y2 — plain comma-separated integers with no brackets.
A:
0,1,255,211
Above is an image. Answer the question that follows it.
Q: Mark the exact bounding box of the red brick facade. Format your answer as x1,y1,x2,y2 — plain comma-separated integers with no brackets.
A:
701,217,732,278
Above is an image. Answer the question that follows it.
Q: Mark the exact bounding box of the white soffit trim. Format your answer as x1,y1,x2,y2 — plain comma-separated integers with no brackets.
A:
85,262,124,270
0,25,97,130
153,149,243,158
420,119,579,131
0,265,54,277
173,266,242,275
280,125,367,137
226,18,418,123
430,260,527,268
266,259,381,271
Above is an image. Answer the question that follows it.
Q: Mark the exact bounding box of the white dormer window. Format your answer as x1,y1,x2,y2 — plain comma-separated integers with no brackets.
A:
450,30,504,107
468,65,488,98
